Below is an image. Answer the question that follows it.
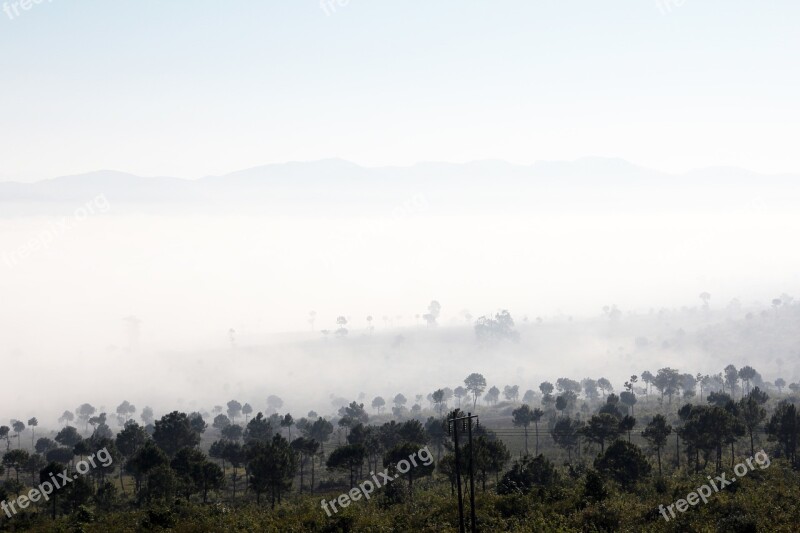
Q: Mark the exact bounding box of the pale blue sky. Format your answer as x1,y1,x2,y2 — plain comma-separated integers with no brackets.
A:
1,0,798,180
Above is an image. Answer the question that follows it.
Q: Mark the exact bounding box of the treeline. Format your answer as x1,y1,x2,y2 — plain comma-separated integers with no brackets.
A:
3,361,800,531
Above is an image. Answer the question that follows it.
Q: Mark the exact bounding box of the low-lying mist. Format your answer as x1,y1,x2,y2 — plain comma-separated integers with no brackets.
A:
1,203,797,427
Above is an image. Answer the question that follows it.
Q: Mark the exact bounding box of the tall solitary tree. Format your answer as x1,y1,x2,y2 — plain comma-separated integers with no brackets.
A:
531,408,544,455
371,396,386,414
724,365,740,398
465,373,487,411
619,391,637,416
242,403,253,424
12,421,25,448
227,400,243,424
432,389,446,416
641,371,654,396
512,405,534,454
27,418,38,449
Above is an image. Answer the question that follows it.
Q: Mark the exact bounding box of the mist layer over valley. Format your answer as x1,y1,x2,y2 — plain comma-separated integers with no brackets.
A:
1,159,797,425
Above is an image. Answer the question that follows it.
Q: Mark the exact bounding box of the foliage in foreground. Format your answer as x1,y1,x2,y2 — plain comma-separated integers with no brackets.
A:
8,459,800,533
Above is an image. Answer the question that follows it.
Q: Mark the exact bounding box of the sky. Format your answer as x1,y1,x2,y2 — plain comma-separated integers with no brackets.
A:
1,0,799,421
1,0,799,181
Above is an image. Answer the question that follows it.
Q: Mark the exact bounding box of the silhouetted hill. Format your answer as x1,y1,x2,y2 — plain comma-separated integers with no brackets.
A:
1,158,797,216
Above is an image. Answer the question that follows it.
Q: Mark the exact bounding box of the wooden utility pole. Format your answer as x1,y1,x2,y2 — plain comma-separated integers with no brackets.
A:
449,412,480,533
449,417,466,533
467,413,477,533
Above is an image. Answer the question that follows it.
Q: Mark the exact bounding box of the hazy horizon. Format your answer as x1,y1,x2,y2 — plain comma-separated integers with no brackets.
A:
2,156,797,425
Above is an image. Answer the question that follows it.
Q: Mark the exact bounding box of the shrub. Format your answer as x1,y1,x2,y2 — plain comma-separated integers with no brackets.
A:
497,454,556,495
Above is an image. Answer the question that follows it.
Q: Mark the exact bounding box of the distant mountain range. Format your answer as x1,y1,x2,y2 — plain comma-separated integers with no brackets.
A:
1,158,797,216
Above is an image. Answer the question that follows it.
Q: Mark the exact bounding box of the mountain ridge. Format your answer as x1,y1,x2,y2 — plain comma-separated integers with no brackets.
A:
1,158,797,216
3,157,796,187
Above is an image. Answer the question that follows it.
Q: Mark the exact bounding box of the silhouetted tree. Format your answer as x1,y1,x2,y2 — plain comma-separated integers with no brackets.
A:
227,400,243,424
465,373,487,410
11,421,25,448
290,437,319,492
551,417,582,462
484,386,500,406
654,368,681,404
740,388,768,457
503,385,520,403
141,406,155,426
267,395,284,413
724,364,740,398
642,415,672,476
739,366,757,396
641,371,654,396
153,411,201,458
27,417,38,449
326,443,365,488
58,410,75,427
3,449,29,483
512,405,535,454
384,442,435,492
40,461,66,518
581,414,621,454
116,401,136,425
475,310,519,342
767,402,799,466
55,426,82,448
242,403,253,424
372,396,386,414
619,391,637,416
281,413,295,439
594,440,651,490
497,454,556,495
596,378,613,398
76,404,97,434
423,300,441,327
171,447,224,503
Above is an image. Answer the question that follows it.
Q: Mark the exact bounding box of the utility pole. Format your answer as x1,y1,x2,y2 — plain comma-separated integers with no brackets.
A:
467,413,477,533
449,417,466,533
449,412,479,533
